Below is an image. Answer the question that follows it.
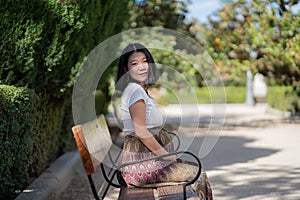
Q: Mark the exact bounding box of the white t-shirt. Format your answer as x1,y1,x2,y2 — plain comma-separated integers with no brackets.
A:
120,83,164,134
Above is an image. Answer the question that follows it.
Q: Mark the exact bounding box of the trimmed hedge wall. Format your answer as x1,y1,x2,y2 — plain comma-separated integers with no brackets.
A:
0,0,129,198
0,85,38,198
0,0,128,97
0,85,74,198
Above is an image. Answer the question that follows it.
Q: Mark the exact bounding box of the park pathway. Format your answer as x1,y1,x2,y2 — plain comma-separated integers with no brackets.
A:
58,103,300,200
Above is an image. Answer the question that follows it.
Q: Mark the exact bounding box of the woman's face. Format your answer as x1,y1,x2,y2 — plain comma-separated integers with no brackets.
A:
127,52,149,83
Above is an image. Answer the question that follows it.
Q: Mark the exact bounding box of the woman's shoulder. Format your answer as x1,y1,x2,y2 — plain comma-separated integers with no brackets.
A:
126,82,142,90
122,83,149,106
124,82,145,95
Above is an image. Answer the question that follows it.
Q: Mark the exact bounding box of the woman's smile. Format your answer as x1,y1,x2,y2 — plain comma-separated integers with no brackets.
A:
139,72,148,77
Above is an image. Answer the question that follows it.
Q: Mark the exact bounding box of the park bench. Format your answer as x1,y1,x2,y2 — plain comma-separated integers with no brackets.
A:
72,114,202,199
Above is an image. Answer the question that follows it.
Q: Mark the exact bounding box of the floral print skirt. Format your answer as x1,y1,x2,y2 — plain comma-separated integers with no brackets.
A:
118,128,213,200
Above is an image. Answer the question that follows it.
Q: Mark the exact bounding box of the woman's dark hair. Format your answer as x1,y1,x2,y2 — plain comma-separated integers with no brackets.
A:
115,43,159,91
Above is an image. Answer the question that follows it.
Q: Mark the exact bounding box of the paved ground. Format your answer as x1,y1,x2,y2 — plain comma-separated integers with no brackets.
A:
58,103,300,200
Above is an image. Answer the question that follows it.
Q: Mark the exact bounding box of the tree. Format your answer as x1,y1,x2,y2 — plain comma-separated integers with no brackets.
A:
125,0,195,38
197,0,299,89
119,0,214,89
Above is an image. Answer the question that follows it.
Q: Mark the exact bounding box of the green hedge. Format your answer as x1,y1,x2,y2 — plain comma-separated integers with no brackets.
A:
0,0,129,198
0,0,128,98
0,85,39,198
267,86,300,115
0,85,75,198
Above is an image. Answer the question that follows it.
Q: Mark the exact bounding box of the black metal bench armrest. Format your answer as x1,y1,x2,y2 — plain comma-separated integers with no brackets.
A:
104,151,201,192
102,151,201,200
118,151,201,185
103,131,181,188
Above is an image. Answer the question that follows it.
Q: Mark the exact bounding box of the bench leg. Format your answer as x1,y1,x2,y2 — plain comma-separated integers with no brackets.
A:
88,175,100,200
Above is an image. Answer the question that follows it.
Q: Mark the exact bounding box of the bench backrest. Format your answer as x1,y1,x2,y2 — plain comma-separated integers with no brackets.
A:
72,115,112,175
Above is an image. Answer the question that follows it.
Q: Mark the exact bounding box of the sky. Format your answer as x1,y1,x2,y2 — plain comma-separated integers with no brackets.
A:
186,0,224,23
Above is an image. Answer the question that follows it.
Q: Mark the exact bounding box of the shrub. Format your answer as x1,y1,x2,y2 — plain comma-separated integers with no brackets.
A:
0,84,76,198
0,0,129,198
0,85,38,198
267,86,300,115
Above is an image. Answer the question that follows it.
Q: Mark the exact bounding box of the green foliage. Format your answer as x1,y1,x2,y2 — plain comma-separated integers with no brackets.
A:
159,85,299,115
95,89,110,115
0,85,37,198
193,0,300,112
267,86,300,115
0,0,129,98
125,0,194,36
121,0,203,87
158,86,246,104
120,28,220,91
0,85,75,198
196,0,300,85
0,0,129,198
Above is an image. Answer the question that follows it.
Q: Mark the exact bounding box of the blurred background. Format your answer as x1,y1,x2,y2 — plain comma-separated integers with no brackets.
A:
1,0,299,198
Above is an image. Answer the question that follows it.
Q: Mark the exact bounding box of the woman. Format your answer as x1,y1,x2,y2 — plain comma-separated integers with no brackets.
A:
115,43,213,199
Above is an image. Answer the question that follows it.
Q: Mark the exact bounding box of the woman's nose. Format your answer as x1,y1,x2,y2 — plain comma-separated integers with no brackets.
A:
139,63,146,70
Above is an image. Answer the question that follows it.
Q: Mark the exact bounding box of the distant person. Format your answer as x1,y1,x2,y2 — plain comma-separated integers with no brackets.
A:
253,73,268,103
115,43,213,199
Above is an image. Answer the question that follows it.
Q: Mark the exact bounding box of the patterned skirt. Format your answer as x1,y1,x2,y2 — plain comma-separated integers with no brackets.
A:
118,128,213,200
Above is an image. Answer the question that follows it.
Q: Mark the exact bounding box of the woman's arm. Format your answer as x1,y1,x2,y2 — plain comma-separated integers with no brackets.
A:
129,99,176,161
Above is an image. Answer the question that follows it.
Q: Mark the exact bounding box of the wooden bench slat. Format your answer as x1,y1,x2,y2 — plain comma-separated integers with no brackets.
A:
118,187,155,200
157,185,184,200
157,185,198,200
72,115,112,175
